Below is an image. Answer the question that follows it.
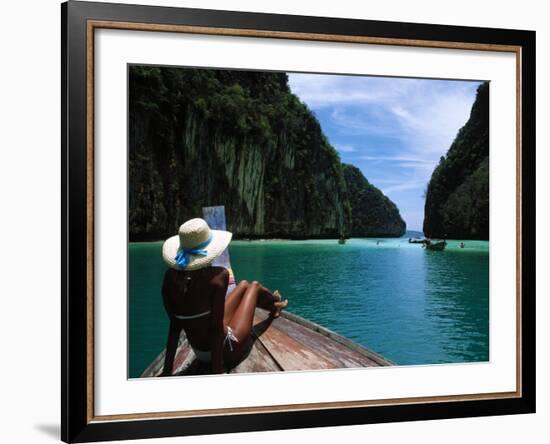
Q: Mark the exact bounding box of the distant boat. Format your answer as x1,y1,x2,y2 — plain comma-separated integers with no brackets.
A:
409,238,427,244
424,240,447,251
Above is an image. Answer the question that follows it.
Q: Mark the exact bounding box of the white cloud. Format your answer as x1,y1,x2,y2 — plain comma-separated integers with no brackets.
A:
334,144,356,153
288,74,423,108
287,72,481,231
382,181,425,195
329,107,404,138
289,73,480,158
366,178,402,184
360,155,432,164
288,74,387,107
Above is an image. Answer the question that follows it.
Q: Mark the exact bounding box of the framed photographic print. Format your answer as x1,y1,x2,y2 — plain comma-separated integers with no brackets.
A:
61,1,536,442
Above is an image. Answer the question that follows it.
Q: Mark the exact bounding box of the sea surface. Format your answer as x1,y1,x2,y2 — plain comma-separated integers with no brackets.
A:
128,236,489,378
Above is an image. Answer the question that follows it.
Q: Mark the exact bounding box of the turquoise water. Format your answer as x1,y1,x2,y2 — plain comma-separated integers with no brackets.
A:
129,238,489,378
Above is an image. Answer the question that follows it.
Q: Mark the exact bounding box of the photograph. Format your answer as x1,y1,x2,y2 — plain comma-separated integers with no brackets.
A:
127,65,490,379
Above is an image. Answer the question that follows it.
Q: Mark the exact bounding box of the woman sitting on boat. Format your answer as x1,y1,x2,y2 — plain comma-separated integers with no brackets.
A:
160,218,288,376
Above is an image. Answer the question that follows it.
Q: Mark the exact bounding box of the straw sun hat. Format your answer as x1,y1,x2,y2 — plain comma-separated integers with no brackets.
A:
162,218,232,271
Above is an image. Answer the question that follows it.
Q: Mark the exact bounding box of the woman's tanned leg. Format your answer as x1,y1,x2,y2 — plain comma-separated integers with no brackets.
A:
223,280,249,325
228,281,262,341
223,282,288,367
227,281,281,340
250,281,277,311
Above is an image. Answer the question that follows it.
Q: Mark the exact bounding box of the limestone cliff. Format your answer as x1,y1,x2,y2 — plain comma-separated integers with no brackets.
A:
129,66,404,240
342,164,406,237
423,82,489,240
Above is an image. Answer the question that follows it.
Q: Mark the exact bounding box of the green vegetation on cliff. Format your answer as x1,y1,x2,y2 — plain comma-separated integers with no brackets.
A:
423,82,489,240
129,66,404,240
342,164,406,237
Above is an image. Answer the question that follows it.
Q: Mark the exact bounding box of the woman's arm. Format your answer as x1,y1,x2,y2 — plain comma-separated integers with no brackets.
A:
210,269,229,374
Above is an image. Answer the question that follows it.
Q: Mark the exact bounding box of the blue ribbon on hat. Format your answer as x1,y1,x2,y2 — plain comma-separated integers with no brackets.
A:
175,235,213,269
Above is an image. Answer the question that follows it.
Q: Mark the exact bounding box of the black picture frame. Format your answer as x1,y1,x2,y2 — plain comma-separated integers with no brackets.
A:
61,1,536,442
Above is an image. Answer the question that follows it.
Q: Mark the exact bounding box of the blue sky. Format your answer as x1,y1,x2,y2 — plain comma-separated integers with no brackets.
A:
288,73,482,232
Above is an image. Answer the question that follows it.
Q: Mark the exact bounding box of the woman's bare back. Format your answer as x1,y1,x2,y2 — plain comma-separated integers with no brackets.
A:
161,267,287,375
162,266,228,351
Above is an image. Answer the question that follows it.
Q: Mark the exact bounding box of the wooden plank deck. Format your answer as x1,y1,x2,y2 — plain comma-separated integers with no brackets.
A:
141,307,392,377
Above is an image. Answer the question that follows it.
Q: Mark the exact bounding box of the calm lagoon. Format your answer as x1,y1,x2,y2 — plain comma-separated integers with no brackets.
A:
129,238,489,378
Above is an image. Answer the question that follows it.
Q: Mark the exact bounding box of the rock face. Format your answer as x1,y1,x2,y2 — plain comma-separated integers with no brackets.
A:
129,66,404,240
342,164,406,237
423,82,489,240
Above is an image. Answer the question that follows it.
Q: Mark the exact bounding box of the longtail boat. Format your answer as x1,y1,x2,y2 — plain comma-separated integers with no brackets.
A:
409,238,427,244
425,240,447,251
